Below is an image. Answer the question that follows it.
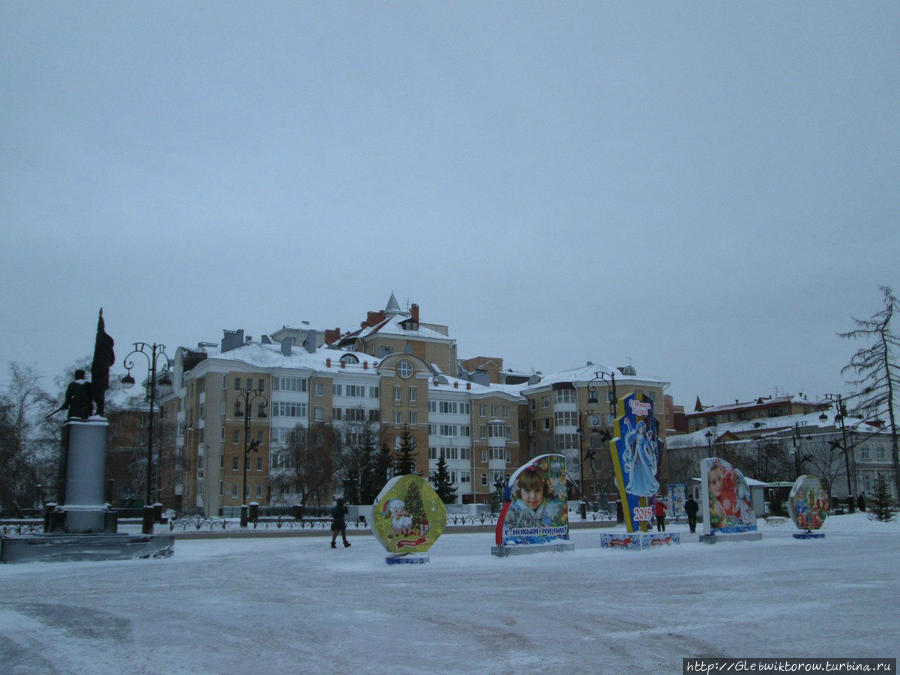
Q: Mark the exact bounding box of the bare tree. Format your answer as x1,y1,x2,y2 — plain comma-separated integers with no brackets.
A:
269,423,336,508
0,363,55,514
840,285,899,497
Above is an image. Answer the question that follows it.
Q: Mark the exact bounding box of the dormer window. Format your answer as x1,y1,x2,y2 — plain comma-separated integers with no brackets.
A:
340,354,359,365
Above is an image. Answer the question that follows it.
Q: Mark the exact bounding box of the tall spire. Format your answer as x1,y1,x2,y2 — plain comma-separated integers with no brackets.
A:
385,292,402,316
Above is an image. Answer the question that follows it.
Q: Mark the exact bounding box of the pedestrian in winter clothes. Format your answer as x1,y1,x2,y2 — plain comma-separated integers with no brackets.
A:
330,498,351,548
654,498,667,532
685,496,699,533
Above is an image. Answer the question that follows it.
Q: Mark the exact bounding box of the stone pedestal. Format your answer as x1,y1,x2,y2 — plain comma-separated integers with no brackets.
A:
61,418,110,533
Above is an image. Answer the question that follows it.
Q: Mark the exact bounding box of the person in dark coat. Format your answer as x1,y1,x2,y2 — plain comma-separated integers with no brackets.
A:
857,493,866,512
330,498,351,548
685,495,699,533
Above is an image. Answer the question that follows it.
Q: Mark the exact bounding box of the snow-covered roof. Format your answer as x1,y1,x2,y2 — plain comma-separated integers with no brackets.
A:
192,342,377,374
427,372,526,400
520,362,669,393
355,313,452,342
689,394,823,416
666,411,882,449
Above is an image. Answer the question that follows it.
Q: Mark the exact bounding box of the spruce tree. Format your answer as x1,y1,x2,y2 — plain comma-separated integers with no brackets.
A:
393,425,417,476
404,479,426,531
430,455,457,504
869,476,896,522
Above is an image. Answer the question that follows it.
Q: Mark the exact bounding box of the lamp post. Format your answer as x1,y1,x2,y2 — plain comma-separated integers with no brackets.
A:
122,342,170,534
584,371,617,513
791,423,813,479
824,393,854,497
238,388,268,527
705,429,715,458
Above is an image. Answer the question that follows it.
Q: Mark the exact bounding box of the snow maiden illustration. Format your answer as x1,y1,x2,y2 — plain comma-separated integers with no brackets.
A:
621,416,660,497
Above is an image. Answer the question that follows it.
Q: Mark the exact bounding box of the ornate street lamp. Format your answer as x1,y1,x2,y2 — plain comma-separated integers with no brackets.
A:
122,342,170,534
824,393,854,496
238,388,268,527
705,429,715,458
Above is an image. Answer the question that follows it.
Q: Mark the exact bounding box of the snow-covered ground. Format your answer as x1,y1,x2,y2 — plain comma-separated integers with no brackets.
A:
1,513,897,674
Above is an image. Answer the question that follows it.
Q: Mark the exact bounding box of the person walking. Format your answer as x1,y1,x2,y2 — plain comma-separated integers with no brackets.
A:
685,495,699,533
654,497,667,532
330,498,351,548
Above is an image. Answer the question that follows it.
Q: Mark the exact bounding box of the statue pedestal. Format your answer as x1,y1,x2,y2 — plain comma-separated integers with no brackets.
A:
61,418,110,533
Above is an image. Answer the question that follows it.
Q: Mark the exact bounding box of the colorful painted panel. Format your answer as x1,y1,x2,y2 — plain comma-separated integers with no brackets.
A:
495,454,569,547
668,483,687,520
700,457,758,535
608,393,664,533
789,475,829,531
372,474,446,555
600,532,681,550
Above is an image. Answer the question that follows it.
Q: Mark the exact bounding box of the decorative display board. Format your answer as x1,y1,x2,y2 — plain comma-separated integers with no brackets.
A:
788,475,829,533
495,454,569,548
700,457,758,536
668,483,687,521
372,474,446,559
608,393,664,533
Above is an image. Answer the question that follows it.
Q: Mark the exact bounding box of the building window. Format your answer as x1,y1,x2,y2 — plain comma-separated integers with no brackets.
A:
394,411,403,425
313,407,323,421
481,474,488,486
232,483,238,498
369,386,379,398
409,387,416,403
397,360,413,379
479,404,486,417
257,457,263,471
256,485,262,498
314,382,323,397
234,378,241,391
409,412,417,425
232,456,239,470
394,386,402,402
232,430,240,444
333,384,342,396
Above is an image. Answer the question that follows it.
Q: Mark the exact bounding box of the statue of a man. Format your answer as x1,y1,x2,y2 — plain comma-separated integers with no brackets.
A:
59,369,94,419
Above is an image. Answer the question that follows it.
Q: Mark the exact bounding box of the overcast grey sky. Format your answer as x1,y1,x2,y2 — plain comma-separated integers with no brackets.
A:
1,2,897,407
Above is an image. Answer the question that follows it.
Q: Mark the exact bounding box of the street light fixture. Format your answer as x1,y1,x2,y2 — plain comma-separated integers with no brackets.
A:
705,429,715,458
122,342,170,534
791,423,813,479
238,387,268,527
824,393,854,496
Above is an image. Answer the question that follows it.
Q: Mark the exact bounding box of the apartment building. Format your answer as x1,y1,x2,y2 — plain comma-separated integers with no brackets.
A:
164,295,670,515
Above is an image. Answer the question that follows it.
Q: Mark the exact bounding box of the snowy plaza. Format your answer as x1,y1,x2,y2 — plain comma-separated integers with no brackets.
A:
1,513,897,674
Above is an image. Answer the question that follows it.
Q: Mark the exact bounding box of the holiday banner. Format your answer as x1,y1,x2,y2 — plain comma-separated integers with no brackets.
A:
495,454,569,547
788,475,829,532
700,457,758,536
372,474,446,555
608,393,664,533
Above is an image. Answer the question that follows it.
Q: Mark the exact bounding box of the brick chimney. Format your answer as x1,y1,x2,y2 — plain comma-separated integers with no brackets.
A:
366,310,386,327
324,328,341,345
410,303,419,323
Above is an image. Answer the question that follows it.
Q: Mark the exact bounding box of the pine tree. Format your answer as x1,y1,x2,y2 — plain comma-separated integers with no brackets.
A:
869,475,896,522
393,425,417,476
430,455,457,504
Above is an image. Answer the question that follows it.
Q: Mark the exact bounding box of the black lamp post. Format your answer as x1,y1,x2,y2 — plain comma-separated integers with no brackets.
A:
122,342,170,534
238,388,268,527
791,423,813,479
705,429,715,458
824,393,854,496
